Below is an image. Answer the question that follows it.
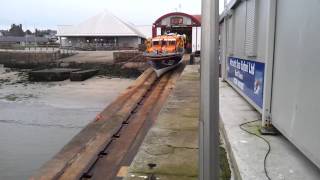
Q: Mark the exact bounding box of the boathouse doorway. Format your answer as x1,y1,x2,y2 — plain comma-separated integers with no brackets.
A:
152,12,201,53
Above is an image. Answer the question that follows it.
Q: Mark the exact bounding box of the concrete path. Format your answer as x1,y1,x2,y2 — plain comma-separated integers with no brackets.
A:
220,80,320,180
124,65,200,180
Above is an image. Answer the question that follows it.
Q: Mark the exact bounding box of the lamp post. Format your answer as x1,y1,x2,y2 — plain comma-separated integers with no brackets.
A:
200,0,219,179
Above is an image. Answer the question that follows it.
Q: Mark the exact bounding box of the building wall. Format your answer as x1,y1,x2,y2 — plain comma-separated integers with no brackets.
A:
271,0,320,169
60,36,141,49
221,0,268,111
220,0,320,169
192,27,201,52
117,36,140,48
225,0,268,62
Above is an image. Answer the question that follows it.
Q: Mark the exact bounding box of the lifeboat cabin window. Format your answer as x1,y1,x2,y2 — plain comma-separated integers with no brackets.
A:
169,41,176,45
153,41,160,46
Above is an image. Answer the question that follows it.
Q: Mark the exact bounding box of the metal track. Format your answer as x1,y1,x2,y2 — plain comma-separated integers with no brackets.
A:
83,71,175,179
83,64,185,180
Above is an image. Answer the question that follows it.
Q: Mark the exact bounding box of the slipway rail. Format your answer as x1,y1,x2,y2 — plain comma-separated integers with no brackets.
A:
31,55,188,180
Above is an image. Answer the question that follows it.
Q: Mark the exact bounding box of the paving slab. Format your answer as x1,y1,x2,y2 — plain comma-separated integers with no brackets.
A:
219,80,320,180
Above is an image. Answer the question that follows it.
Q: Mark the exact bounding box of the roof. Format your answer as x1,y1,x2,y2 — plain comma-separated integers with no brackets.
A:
135,25,152,38
154,12,201,26
0,36,49,43
57,11,145,38
192,15,201,24
219,0,242,23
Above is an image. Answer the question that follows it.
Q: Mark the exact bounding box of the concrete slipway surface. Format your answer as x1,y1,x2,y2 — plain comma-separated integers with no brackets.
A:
124,65,200,180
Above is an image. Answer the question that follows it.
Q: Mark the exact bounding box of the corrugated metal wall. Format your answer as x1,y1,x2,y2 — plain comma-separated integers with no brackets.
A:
244,0,257,57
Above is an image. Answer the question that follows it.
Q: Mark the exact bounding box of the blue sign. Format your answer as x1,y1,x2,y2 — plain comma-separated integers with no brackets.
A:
227,57,265,108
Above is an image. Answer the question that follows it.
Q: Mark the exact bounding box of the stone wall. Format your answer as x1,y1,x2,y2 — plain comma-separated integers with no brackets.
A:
0,51,61,68
113,51,142,63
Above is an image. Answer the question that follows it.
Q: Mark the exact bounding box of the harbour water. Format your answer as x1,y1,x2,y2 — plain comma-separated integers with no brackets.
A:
0,67,133,179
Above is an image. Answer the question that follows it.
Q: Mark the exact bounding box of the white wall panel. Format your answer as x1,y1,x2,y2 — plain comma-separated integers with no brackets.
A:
192,27,201,52
227,16,234,56
272,0,320,169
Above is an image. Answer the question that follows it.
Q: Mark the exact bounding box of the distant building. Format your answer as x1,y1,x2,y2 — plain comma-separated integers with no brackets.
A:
0,35,49,46
7,24,25,37
57,11,146,50
0,30,9,36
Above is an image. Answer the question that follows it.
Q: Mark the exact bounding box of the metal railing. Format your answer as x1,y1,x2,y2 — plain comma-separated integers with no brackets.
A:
0,44,77,55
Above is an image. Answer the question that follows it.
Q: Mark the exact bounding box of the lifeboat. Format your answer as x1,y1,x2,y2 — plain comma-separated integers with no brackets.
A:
144,34,185,76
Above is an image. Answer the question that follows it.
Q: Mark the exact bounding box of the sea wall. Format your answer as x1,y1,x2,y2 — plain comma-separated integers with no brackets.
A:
113,51,142,63
0,51,61,69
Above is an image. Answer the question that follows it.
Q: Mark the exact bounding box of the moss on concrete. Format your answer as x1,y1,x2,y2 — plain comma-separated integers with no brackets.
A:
219,146,232,180
243,120,261,135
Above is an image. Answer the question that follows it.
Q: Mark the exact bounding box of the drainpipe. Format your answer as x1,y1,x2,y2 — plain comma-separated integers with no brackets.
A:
261,0,277,131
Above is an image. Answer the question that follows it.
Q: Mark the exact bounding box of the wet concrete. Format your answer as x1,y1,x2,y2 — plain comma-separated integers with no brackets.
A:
29,68,81,81
0,66,133,180
70,69,99,81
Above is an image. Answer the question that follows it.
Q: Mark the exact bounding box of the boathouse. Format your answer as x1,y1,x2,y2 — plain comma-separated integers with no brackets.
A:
57,11,146,50
152,12,201,53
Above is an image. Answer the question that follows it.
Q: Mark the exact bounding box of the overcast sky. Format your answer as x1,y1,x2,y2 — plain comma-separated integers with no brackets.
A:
0,0,226,31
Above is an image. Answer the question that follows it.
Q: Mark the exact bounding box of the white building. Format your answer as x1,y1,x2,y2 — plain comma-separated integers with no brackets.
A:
57,11,146,50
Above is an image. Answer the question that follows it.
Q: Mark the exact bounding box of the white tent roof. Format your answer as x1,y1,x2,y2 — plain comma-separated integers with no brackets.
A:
135,25,152,38
57,11,145,38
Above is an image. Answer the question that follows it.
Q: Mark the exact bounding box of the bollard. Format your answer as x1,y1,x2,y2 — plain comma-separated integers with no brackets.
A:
190,53,195,65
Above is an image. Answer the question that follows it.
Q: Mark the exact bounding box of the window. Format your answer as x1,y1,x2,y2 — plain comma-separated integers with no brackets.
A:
153,41,159,45
170,17,183,25
169,41,176,45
